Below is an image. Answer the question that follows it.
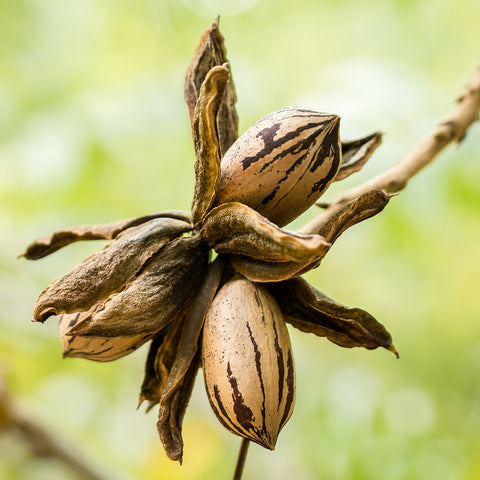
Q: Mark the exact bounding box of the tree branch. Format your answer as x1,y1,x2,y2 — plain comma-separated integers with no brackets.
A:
301,61,480,234
0,376,120,480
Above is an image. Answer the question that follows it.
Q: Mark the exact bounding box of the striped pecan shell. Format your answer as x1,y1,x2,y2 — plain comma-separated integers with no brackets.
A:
216,107,341,226
201,275,295,450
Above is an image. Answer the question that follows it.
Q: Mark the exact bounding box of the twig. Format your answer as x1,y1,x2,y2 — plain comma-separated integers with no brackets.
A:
233,438,250,480
301,61,480,234
0,376,118,480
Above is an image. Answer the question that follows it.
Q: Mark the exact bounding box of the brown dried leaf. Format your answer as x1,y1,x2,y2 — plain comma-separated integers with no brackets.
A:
139,317,183,410
33,218,192,322
157,257,224,462
21,210,192,260
68,234,210,337
59,310,153,362
191,64,231,226
229,255,308,282
267,277,398,355
312,190,391,242
335,132,383,181
231,191,391,282
201,202,330,262
185,17,238,156
158,352,201,464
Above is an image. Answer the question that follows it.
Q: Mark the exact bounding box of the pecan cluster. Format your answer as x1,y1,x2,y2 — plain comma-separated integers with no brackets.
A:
23,18,397,463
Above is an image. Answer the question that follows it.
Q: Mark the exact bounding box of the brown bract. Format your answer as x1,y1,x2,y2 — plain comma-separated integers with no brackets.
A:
23,17,397,464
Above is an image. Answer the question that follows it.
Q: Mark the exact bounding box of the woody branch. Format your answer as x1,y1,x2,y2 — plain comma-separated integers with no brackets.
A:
0,376,116,480
301,61,480,234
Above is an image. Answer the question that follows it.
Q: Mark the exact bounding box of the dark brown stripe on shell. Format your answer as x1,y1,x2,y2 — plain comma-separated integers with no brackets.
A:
279,349,295,429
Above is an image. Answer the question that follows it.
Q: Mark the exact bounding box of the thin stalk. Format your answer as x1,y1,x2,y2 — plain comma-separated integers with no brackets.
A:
233,438,250,480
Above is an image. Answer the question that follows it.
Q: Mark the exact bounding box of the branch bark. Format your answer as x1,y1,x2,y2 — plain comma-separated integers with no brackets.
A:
301,62,480,234
0,376,119,480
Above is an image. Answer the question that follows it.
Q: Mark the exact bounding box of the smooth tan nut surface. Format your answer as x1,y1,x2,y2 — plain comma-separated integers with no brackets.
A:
202,275,295,449
217,107,341,226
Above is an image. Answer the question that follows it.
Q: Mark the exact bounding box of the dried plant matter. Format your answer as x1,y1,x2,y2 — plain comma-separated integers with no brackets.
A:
0,376,116,480
301,64,480,234
23,17,480,478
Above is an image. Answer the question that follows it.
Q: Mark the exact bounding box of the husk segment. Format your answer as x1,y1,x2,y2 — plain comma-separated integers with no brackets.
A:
191,64,231,226
184,17,238,157
33,218,192,322
230,191,391,282
139,318,184,411
59,311,153,362
201,202,330,262
267,277,398,355
67,235,209,337
335,132,383,181
155,258,224,462
21,210,191,260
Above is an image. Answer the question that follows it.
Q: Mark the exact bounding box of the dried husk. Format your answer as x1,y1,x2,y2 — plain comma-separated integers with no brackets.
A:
185,17,238,157
309,190,391,239
228,255,312,283
21,210,191,260
335,132,383,181
139,317,184,410
216,107,341,226
267,277,398,355
202,275,295,450
68,234,209,337
59,310,153,362
191,64,230,226
156,258,224,462
201,202,330,262
33,217,192,322
229,191,391,282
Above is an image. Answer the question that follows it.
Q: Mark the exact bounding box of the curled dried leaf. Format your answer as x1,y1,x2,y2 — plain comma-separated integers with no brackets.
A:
201,202,330,262
157,258,224,462
229,255,309,283
214,192,391,283
158,352,201,464
59,310,152,362
68,234,209,337
303,190,392,239
185,17,238,156
267,277,398,355
191,64,231,226
21,210,192,260
335,132,383,181
139,317,184,410
33,218,192,322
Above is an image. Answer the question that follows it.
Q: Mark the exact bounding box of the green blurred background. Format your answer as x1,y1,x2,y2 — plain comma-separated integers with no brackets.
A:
1,0,479,479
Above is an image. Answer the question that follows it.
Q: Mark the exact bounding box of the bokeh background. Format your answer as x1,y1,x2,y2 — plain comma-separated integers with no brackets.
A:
1,1,480,479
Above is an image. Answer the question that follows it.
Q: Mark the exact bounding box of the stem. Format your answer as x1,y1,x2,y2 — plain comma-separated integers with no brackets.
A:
301,61,480,235
0,376,117,480
233,438,250,480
